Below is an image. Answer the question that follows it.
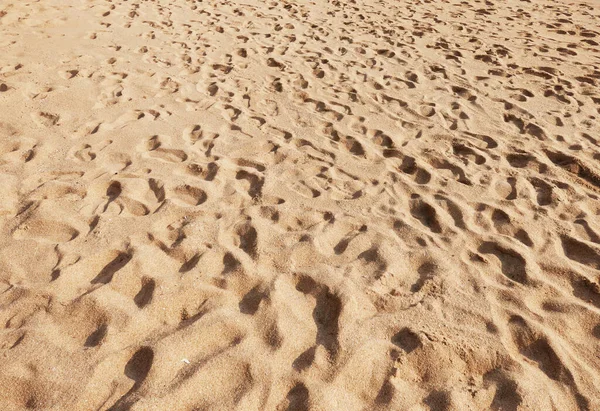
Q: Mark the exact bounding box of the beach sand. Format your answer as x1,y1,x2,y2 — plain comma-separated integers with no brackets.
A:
1,0,600,409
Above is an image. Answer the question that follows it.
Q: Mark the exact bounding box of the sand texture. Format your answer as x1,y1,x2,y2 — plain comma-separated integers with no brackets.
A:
1,0,600,409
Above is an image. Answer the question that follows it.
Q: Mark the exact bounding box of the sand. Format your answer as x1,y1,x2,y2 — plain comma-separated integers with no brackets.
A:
1,0,600,409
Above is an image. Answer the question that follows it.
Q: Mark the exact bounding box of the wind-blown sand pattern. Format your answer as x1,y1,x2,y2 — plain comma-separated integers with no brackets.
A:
1,0,600,409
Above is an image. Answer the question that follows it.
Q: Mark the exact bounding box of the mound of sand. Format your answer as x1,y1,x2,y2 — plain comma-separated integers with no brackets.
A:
1,0,600,409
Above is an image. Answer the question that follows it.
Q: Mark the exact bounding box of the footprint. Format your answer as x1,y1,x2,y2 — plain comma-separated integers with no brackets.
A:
222,252,241,275
452,143,486,165
58,69,79,80
451,85,477,101
491,209,533,247
434,195,466,229
391,328,421,353
529,178,553,206
13,219,79,243
104,152,132,172
239,285,267,315
172,184,207,206
119,197,150,216
110,346,154,409
91,251,132,284
545,150,600,190
508,316,570,382
31,111,60,127
561,236,600,270
235,221,258,258
70,144,97,162
410,198,442,234
145,135,188,163
148,178,165,203
573,219,600,244
293,347,316,372
397,156,431,184
84,323,108,347
236,170,264,199
495,177,517,200
429,158,471,185
282,383,310,411
179,253,201,273
478,242,528,284
182,124,203,144
294,274,342,356
483,370,523,410
333,231,359,255
134,277,155,308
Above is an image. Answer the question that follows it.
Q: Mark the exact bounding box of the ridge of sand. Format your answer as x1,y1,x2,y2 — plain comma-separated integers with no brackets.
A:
1,0,600,409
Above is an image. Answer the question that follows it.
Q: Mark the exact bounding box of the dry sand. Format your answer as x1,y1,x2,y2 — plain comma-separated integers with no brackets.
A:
1,0,600,409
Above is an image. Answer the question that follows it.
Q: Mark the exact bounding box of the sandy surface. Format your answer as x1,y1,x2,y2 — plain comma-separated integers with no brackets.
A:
1,0,600,409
